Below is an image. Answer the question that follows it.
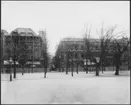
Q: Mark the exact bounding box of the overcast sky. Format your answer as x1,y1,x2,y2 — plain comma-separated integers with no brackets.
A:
2,1,130,56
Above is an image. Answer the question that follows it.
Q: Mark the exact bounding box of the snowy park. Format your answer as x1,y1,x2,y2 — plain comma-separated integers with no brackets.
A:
1,1,130,104
1,70,130,104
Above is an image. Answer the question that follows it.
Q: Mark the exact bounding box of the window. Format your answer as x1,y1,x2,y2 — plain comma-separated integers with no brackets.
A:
81,53,84,59
75,53,78,58
81,45,84,50
28,33,33,36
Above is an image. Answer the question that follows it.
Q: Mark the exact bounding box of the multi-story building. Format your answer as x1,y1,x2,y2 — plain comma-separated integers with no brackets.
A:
1,29,9,72
55,37,130,69
55,37,123,68
3,28,46,66
56,38,100,60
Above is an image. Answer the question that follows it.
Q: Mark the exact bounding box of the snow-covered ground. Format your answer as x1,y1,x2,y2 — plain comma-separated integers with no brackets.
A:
1,71,130,104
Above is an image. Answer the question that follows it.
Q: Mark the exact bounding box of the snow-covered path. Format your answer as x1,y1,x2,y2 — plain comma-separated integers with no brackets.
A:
1,71,130,104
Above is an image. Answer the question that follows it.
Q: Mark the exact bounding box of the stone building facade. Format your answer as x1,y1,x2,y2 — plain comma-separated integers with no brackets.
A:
55,37,130,68
1,30,7,72
56,37,126,68
3,28,46,63
55,38,101,67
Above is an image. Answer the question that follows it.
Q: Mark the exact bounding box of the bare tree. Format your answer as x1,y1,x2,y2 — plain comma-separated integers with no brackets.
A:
96,23,129,75
112,37,130,75
96,23,116,74
18,43,29,75
83,25,92,74
54,44,62,72
41,30,49,78
66,49,70,74
64,38,75,76
10,31,29,77
11,31,20,78
95,23,118,75
73,43,79,74
71,41,75,77
5,31,27,78
3,35,13,74
66,39,76,77
65,43,71,74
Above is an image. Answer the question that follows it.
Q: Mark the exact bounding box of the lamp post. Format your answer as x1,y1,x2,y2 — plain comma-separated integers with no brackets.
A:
129,53,131,70
70,50,74,77
9,57,13,81
96,57,100,63
96,57,100,76
59,55,61,72
32,35,34,73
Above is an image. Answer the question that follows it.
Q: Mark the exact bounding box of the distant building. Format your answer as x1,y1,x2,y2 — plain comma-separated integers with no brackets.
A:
54,38,101,68
55,37,123,68
58,37,101,58
1,30,8,72
55,37,130,70
1,29,8,55
3,28,46,65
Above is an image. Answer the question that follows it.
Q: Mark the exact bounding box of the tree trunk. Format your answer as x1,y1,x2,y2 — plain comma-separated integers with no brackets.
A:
13,61,16,78
96,63,99,76
71,69,73,76
102,65,103,73
10,73,12,81
96,68,99,76
66,62,68,74
10,63,12,81
76,64,78,74
59,62,61,72
113,63,115,71
22,65,24,75
32,66,33,73
62,67,64,72
85,59,88,74
115,65,119,75
101,61,104,73
90,64,92,72
30,66,31,73
71,60,73,77
114,52,122,75
66,67,68,74
104,64,105,71
44,67,47,78
128,60,130,70
28,66,30,73
85,65,88,74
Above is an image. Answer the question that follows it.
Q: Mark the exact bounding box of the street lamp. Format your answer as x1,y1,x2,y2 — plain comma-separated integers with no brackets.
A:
59,55,61,72
96,57,100,63
95,57,100,76
9,57,13,81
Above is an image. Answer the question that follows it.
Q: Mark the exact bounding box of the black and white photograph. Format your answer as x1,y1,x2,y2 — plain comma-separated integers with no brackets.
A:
1,1,130,104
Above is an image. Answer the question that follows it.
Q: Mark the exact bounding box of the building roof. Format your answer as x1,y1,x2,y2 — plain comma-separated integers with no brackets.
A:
61,37,100,43
1,29,9,36
62,37,83,42
11,28,37,36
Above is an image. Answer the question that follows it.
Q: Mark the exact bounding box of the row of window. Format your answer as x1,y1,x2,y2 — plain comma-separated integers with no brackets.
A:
60,52,85,59
61,44,100,51
5,35,41,42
